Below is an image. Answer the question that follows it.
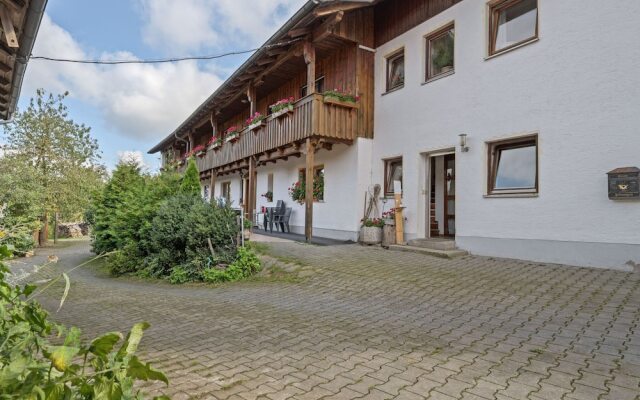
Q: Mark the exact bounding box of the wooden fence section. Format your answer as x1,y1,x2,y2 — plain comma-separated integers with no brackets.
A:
195,93,358,172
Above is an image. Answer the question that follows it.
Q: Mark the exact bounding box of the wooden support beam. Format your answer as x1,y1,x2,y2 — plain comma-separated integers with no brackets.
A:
304,138,317,242
247,156,256,221
256,57,277,66
246,84,256,116
288,27,311,38
313,11,344,43
314,1,373,17
253,43,301,85
303,42,316,95
266,47,288,56
0,5,18,48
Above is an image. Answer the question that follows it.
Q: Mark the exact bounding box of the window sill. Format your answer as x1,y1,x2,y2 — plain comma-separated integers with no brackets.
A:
422,70,455,85
382,85,404,96
484,37,539,61
483,193,539,199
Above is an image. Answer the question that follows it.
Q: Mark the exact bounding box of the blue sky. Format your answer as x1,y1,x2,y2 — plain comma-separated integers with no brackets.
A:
12,0,306,170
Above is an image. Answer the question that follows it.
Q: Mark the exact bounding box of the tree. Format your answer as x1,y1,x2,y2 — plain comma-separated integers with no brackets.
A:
180,157,201,196
1,89,105,245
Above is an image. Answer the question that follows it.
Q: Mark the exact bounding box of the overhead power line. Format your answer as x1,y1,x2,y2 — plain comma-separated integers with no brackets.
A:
29,39,302,65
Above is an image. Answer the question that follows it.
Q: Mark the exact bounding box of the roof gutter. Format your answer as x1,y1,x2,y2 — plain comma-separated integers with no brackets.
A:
148,0,321,154
4,0,48,120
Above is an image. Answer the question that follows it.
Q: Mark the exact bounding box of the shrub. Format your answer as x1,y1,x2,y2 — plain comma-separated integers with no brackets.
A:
146,194,239,279
168,266,190,284
202,247,261,283
0,244,169,399
180,157,201,196
107,243,141,276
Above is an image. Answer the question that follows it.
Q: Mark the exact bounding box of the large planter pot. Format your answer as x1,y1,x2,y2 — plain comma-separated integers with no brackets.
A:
243,229,251,241
360,226,382,245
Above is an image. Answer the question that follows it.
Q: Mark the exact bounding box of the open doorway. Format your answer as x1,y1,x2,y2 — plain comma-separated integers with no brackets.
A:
428,153,455,238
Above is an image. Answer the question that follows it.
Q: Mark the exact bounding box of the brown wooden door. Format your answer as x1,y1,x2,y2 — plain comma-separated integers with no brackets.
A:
444,154,455,236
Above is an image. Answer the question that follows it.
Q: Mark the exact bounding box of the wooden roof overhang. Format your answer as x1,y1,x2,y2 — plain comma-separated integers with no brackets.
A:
0,0,47,120
148,0,378,154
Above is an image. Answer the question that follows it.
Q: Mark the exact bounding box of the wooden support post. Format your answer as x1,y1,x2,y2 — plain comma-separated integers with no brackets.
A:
0,5,18,48
246,84,256,116
247,157,256,225
394,193,405,245
188,131,195,153
303,42,316,95
304,139,316,242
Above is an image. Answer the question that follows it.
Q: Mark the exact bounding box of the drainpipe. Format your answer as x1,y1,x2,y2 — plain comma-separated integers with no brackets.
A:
5,0,48,120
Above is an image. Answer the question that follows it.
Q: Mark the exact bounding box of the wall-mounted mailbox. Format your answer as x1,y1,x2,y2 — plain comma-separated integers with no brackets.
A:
607,167,639,200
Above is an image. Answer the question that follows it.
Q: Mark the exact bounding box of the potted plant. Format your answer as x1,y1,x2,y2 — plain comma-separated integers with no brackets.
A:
243,218,253,241
261,191,273,203
288,177,323,205
207,135,223,150
360,217,384,245
246,112,266,133
225,126,240,143
382,208,397,226
322,89,360,109
270,97,295,119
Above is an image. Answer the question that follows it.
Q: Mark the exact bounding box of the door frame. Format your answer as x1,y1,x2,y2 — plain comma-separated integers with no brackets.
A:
443,153,455,237
424,148,456,239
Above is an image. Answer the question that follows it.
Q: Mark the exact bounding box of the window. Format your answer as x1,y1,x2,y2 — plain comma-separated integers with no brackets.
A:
203,185,210,201
489,0,538,56
300,76,325,97
384,158,403,197
426,23,455,81
221,182,232,203
487,135,538,195
386,50,405,92
299,165,325,202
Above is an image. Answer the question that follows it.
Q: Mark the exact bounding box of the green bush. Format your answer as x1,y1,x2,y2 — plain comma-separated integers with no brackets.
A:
180,157,201,196
202,247,261,283
0,244,169,399
107,244,141,276
146,194,239,279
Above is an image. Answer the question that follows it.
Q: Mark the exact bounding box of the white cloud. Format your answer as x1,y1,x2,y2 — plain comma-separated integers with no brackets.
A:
138,0,306,51
117,150,148,169
23,15,224,141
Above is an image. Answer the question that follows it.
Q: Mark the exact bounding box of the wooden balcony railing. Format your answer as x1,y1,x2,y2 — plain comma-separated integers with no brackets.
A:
192,93,358,172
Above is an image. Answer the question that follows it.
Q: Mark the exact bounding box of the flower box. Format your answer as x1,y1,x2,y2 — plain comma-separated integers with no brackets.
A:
323,96,359,109
248,120,266,132
208,143,220,151
225,133,240,143
196,151,205,158
272,104,294,119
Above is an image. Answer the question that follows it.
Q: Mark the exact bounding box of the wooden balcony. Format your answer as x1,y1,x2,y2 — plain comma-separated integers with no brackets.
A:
193,93,359,174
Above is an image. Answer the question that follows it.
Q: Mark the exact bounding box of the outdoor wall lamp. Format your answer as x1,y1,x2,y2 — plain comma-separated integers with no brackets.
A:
459,134,469,153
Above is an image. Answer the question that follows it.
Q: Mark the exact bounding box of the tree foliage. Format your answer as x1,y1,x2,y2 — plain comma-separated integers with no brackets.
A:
0,243,169,399
1,89,105,245
179,157,201,196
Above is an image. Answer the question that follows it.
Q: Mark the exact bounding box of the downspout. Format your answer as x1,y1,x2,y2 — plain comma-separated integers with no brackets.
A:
5,0,48,120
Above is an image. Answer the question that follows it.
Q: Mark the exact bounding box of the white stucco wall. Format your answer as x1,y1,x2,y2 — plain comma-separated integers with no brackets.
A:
210,139,372,241
371,0,640,269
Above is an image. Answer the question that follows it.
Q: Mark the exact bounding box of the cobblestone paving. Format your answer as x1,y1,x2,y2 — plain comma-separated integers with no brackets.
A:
31,241,640,400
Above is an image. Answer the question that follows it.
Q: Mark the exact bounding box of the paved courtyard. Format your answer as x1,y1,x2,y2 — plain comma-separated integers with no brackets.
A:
23,240,640,400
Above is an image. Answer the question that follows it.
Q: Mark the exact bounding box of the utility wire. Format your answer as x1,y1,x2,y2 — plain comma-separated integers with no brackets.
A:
29,38,302,65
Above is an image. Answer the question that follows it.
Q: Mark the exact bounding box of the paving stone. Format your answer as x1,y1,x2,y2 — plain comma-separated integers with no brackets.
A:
27,240,640,400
